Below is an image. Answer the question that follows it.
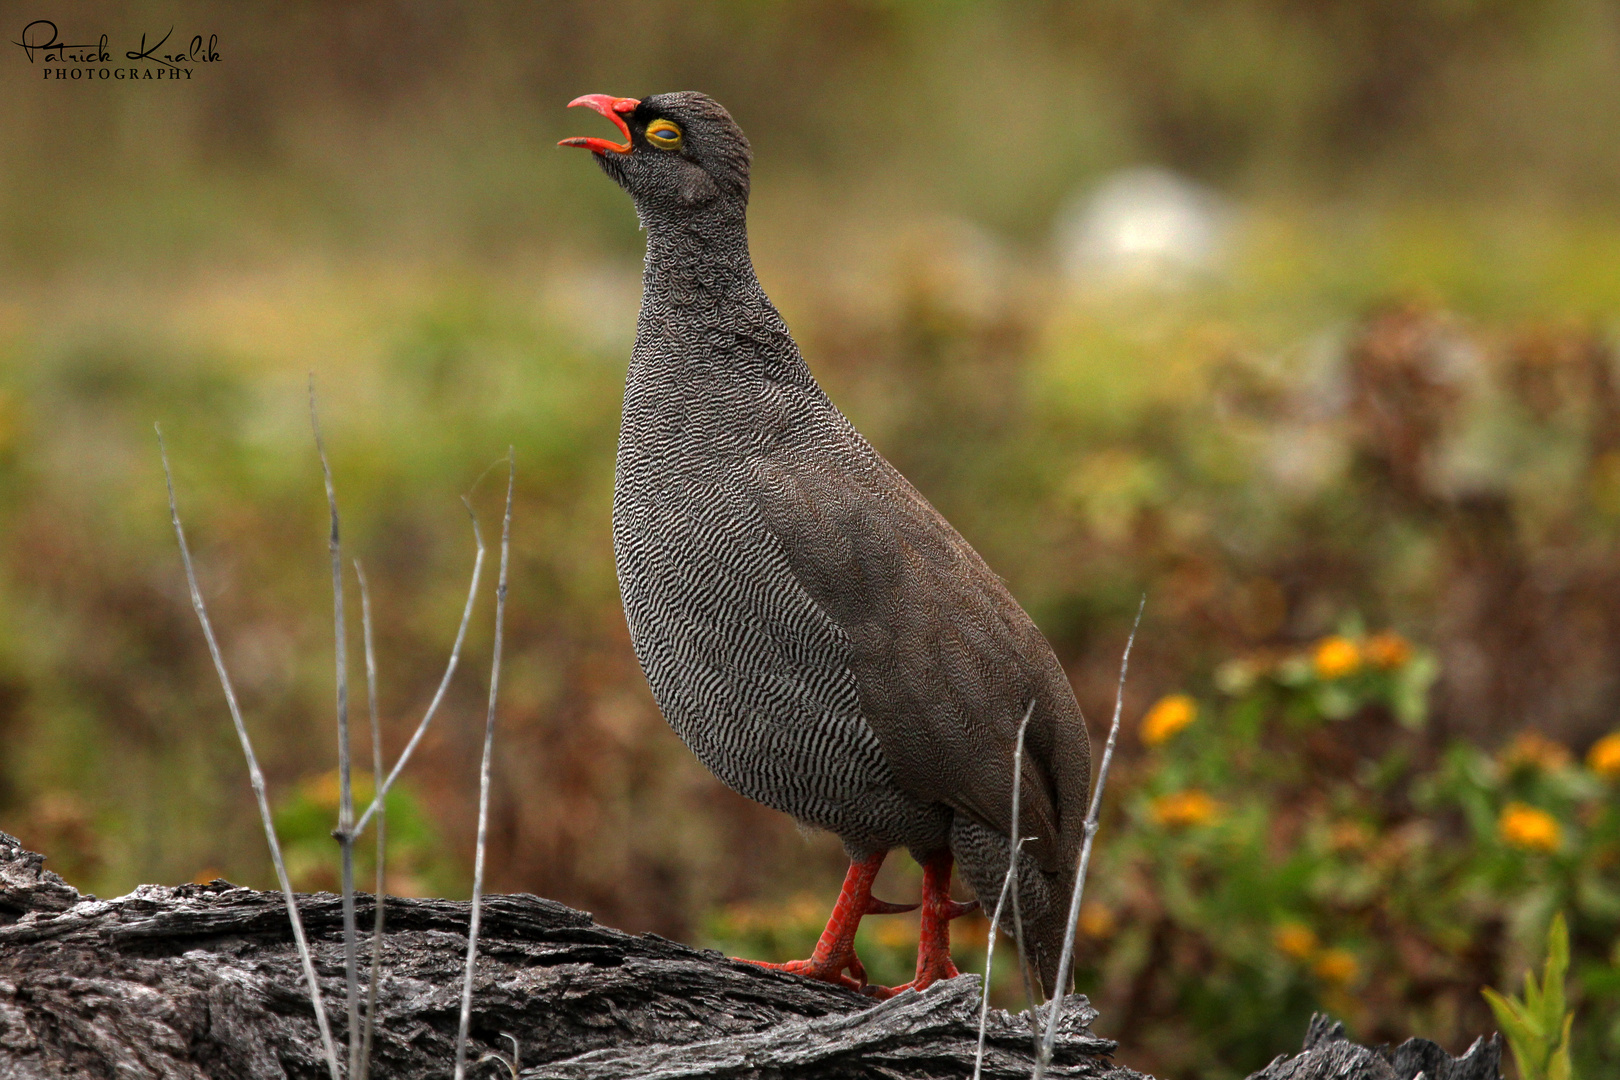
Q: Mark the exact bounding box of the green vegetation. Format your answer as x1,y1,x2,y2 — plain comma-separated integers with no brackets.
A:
1096,637,1618,1078
1485,913,1578,1080
272,771,462,900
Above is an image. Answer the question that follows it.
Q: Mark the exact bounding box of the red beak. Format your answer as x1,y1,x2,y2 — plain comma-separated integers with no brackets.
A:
559,94,641,154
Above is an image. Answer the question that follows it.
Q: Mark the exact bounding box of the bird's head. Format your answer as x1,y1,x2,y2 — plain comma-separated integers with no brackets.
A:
560,91,752,227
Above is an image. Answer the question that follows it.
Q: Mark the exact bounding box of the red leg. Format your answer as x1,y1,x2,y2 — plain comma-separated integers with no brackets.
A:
891,850,977,993
736,851,916,992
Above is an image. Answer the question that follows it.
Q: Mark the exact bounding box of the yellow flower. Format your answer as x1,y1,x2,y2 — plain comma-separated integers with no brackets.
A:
1498,803,1561,852
1364,631,1411,669
1500,732,1572,773
1588,732,1620,779
1312,636,1362,680
1150,790,1221,828
1273,923,1318,960
1313,948,1359,985
1141,694,1198,746
1078,901,1117,939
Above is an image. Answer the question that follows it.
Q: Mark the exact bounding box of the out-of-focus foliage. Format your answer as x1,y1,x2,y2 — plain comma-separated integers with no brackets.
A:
5,3,1620,1078
271,770,460,899
1072,633,1620,1078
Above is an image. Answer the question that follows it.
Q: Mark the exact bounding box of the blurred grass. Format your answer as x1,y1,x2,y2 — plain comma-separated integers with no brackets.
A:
6,2,1620,1076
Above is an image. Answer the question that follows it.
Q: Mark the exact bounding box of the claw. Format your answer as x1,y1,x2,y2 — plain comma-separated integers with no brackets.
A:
846,953,868,985
941,898,979,920
863,895,921,916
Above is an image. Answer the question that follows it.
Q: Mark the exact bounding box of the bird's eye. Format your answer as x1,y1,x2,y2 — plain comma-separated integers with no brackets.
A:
645,119,683,149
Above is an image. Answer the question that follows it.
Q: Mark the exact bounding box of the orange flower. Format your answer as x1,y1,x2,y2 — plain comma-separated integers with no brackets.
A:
1588,732,1620,779
1313,948,1359,985
1312,636,1362,680
1273,923,1318,960
1078,901,1117,939
1498,802,1561,852
1150,790,1221,828
1364,631,1411,669
1501,732,1572,773
1141,694,1198,746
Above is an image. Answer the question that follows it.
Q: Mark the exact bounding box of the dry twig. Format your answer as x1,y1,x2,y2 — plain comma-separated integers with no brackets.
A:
156,425,343,1080
973,700,1037,1080
355,559,387,1080
352,507,486,838
454,451,515,1080
308,379,362,1077
1038,595,1145,1076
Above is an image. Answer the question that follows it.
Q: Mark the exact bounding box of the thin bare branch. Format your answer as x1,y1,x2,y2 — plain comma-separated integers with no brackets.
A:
1008,782,1038,1048
352,506,486,839
1037,594,1145,1076
454,451,514,1080
972,701,1035,1080
309,377,361,1077
355,559,386,1080
156,425,342,1080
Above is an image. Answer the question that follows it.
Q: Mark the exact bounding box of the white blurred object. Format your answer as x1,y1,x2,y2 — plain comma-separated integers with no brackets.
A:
1055,167,1232,290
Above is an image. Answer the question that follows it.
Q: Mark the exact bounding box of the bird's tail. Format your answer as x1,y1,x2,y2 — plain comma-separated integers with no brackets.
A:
949,816,1076,1000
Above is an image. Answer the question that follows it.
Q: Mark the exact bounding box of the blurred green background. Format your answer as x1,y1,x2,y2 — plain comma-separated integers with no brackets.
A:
4,1,1620,1076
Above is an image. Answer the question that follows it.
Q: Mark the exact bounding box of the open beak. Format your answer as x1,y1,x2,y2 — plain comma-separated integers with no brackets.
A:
559,94,640,154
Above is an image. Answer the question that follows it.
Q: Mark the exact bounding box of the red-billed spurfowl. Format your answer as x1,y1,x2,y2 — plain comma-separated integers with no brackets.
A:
562,92,1090,999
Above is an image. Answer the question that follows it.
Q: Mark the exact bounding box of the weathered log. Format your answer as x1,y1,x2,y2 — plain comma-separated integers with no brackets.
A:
0,833,1497,1080
1251,1015,1501,1080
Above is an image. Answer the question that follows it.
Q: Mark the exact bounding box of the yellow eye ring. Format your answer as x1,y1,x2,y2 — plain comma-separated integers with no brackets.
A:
645,119,683,150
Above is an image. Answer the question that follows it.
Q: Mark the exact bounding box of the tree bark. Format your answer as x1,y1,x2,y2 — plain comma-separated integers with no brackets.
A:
0,832,1498,1080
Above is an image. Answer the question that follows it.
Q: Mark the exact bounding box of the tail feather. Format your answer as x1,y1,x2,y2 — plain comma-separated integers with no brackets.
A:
949,815,1075,1000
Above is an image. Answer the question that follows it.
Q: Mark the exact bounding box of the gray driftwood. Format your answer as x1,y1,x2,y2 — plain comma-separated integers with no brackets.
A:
0,833,1497,1079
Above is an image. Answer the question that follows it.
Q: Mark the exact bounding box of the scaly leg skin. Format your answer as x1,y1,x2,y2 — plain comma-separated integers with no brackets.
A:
736,850,917,993
888,850,978,995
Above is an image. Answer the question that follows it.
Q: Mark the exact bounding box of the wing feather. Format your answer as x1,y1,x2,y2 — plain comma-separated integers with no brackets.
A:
751,444,1090,873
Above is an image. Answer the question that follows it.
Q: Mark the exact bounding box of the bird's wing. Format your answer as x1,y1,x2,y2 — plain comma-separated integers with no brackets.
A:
749,436,1090,874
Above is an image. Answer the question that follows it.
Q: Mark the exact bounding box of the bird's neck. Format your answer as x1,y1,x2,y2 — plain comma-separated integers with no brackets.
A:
640,212,757,294
631,211,814,397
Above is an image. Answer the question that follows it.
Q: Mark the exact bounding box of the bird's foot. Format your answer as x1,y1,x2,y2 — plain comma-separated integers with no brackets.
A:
887,852,979,994
745,952,866,992
884,946,966,994
732,852,916,994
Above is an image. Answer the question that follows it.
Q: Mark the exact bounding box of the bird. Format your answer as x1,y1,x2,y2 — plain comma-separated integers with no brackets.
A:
560,91,1091,999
